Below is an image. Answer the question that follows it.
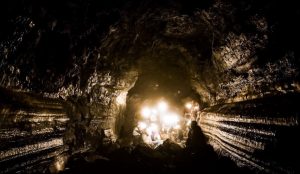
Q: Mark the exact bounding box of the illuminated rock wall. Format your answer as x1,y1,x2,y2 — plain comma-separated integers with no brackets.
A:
199,94,300,173
0,88,69,173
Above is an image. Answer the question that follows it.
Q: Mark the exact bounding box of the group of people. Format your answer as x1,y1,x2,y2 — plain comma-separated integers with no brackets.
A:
132,119,206,150
133,125,162,147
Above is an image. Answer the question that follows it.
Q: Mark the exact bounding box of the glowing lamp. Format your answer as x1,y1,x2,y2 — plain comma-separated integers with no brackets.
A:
157,101,168,112
185,103,193,110
141,107,151,118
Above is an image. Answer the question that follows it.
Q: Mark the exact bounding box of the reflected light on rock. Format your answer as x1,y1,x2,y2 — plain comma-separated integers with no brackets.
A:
49,154,68,174
186,119,191,126
116,91,127,105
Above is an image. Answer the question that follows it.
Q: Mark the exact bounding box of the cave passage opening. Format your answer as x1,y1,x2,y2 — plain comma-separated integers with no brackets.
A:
116,54,202,147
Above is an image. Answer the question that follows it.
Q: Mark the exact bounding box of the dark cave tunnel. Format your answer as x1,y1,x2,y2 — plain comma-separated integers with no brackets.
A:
0,0,300,173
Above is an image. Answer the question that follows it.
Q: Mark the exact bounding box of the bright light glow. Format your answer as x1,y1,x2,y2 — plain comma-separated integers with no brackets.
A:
53,155,67,173
174,125,181,129
150,114,157,121
151,108,158,115
146,123,159,136
157,101,168,112
150,123,159,131
138,122,147,130
137,100,186,145
116,92,127,105
185,103,193,109
162,113,179,126
141,107,151,118
194,105,199,110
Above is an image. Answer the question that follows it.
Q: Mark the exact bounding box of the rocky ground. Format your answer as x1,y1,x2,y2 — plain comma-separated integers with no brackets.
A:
60,140,252,174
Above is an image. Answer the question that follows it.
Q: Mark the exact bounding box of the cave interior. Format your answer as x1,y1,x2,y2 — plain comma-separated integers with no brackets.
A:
0,0,299,173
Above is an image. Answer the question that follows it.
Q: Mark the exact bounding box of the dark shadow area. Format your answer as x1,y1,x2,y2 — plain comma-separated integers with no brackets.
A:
59,122,252,174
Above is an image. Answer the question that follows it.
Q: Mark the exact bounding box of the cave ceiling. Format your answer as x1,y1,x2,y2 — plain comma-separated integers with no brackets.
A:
0,0,299,105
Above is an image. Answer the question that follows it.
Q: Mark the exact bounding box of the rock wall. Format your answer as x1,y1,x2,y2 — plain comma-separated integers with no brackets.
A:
199,94,300,173
0,0,139,155
0,88,69,173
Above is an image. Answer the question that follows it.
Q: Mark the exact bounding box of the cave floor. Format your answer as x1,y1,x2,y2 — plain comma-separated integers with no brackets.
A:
60,142,252,174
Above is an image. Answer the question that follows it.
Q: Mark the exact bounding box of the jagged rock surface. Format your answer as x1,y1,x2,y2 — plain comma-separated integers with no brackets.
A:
0,0,299,173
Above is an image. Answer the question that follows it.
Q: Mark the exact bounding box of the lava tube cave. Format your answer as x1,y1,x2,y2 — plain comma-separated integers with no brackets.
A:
0,0,299,173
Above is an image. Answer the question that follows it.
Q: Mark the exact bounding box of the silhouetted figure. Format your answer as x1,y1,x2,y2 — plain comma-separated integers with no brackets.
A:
185,121,207,155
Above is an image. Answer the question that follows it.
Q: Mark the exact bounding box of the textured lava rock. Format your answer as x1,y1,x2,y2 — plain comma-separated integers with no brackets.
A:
0,0,299,173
